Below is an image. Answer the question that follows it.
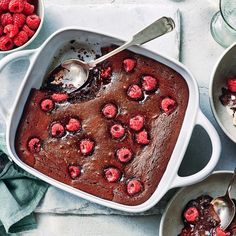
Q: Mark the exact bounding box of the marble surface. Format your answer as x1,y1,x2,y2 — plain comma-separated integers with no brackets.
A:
19,0,236,235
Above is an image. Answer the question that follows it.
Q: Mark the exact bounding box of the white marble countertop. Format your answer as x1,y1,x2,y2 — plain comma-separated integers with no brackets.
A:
21,0,236,235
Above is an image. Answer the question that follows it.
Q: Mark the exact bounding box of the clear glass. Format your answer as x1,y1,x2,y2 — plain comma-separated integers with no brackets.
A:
211,0,236,47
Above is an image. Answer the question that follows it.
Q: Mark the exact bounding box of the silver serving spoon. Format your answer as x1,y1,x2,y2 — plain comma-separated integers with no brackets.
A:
211,168,236,230
47,16,175,93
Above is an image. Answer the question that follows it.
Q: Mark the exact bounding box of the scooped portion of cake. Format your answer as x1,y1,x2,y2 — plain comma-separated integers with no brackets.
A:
15,46,189,206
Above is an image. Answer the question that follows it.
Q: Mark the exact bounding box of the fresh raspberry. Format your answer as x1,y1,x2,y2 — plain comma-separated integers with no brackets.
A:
184,207,199,222
40,99,54,112
28,137,41,153
68,165,81,179
102,103,118,119
0,26,3,36
22,24,34,37
123,58,136,72
66,118,81,132
215,227,230,236
51,123,65,138
116,148,133,163
127,179,143,196
1,13,13,27
13,30,28,46
0,0,10,10
23,2,34,15
4,24,19,38
129,115,144,131
161,97,177,114
9,0,24,13
142,75,158,92
51,93,68,102
26,14,40,30
100,66,112,79
13,13,26,28
0,35,13,50
127,84,143,100
80,139,95,155
110,124,125,139
227,77,236,92
135,130,150,145
104,167,121,183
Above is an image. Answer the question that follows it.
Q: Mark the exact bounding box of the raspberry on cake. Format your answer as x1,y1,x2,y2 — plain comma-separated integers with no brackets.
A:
100,66,112,79
129,115,144,131
123,58,136,72
135,130,150,145
142,75,158,92
104,167,121,183
68,165,81,179
127,179,143,196
116,148,133,163
184,207,199,222
79,139,95,155
110,124,125,139
40,99,54,112
161,97,177,114
127,84,143,100
102,103,118,119
51,123,65,138
66,118,81,132
227,77,236,92
27,137,41,153
51,93,68,102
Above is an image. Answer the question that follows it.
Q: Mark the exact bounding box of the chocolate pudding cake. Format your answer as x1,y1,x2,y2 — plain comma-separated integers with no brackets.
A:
179,195,236,236
15,46,189,205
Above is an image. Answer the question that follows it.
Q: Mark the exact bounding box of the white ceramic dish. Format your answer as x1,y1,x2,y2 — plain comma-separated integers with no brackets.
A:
159,171,235,236
0,0,44,54
209,42,236,143
0,28,221,212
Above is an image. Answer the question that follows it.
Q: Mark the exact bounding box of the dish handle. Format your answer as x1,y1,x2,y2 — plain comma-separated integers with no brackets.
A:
170,109,221,188
0,49,37,122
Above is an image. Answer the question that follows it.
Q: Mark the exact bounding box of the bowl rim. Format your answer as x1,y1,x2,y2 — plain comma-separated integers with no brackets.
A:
209,42,236,143
159,170,234,236
0,0,45,54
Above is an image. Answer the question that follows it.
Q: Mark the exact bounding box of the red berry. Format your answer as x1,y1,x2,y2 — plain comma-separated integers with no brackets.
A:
4,24,19,38
9,0,25,13
13,30,28,46
0,35,13,50
51,93,68,102
104,167,121,183
23,2,34,15
26,14,40,30
51,123,65,138
123,58,136,72
66,118,81,132
1,13,13,27
142,75,158,92
227,77,236,92
100,66,112,79
110,124,125,139
0,0,10,10
215,227,230,236
28,137,41,153
127,179,143,196
80,139,95,155
102,103,118,119
129,115,144,131
68,165,81,179
13,13,26,28
40,99,54,112
116,148,133,163
161,97,177,114
22,24,34,37
135,130,150,145
127,84,143,100
0,26,3,36
184,207,199,222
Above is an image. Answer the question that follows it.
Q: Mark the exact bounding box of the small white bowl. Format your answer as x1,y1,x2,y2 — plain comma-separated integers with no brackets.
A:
0,0,45,54
209,43,236,143
159,171,235,236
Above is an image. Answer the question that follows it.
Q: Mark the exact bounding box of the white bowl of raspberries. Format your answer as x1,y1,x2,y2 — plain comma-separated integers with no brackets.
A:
0,0,44,52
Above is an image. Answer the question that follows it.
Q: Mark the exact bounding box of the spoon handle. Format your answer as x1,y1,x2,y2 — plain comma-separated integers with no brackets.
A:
226,168,236,197
89,17,175,67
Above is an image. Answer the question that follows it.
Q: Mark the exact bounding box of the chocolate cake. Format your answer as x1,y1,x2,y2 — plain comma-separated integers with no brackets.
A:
15,46,189,206
179,195,236,236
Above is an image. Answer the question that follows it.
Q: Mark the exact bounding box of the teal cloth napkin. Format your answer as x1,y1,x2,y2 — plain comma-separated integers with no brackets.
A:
0,148,48,235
